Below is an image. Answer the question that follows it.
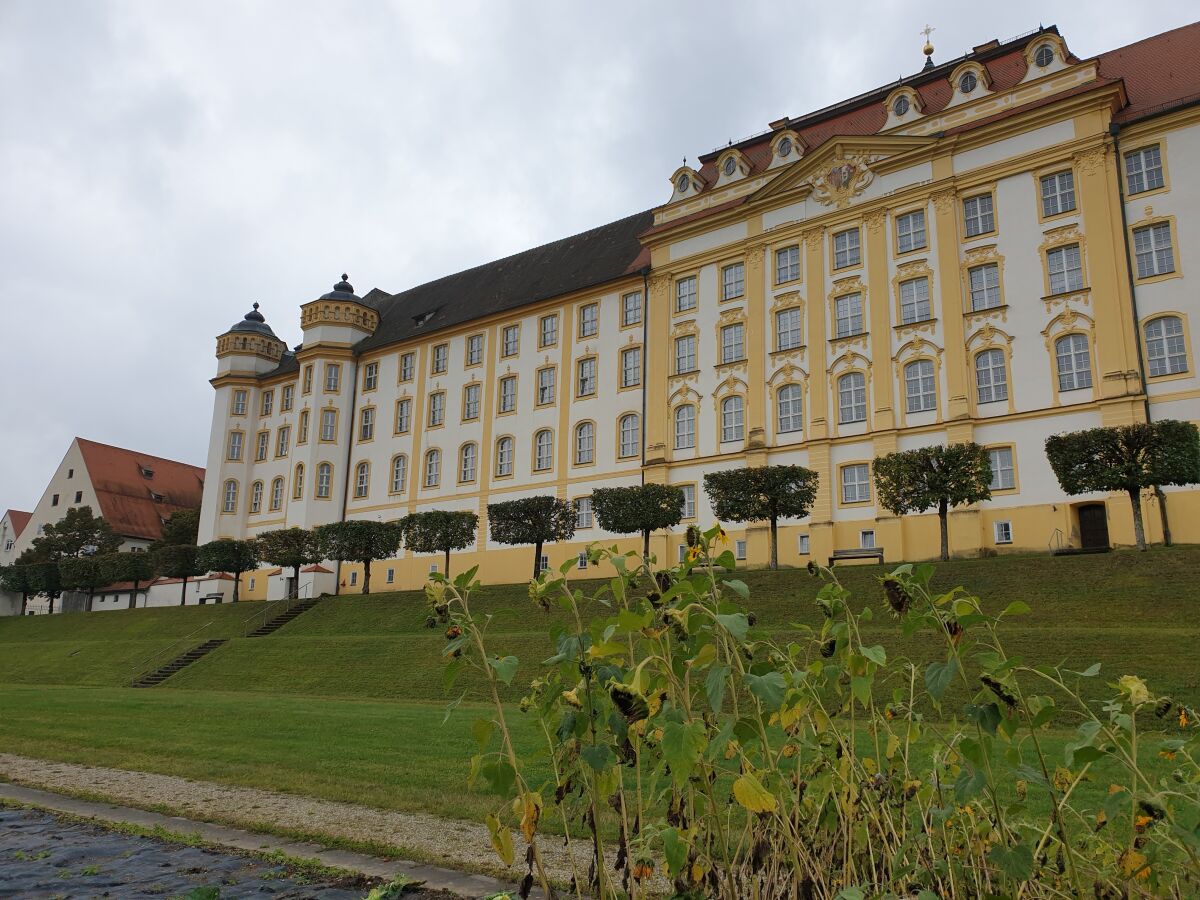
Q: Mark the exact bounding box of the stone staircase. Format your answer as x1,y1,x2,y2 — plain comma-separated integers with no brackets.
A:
246,598,320,637
131,639,227,688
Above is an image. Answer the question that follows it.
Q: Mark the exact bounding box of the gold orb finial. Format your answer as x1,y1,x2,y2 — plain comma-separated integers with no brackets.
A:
921,24,935,57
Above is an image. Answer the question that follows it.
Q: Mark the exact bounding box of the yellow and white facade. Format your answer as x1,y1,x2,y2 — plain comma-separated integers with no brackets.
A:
198,25,1200,592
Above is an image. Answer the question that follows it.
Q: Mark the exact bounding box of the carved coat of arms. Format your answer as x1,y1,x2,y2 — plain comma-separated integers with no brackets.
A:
806,154,877,207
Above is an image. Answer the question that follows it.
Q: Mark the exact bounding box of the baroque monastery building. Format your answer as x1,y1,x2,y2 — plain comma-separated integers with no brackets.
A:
199,23,1200,594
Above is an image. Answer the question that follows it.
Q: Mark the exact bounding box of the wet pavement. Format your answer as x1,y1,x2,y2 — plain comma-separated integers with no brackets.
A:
0,806,374,898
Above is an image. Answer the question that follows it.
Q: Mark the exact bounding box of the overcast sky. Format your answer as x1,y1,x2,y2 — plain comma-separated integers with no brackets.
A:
1,2,1195,513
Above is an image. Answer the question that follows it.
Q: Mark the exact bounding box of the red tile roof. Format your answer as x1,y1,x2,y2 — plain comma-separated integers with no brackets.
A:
76,438,205,542
1097,21,1200,122
5,510,32,539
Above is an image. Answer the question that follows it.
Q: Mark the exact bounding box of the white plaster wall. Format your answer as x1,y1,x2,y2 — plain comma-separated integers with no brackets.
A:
669,222,748,262
952,121,1075,176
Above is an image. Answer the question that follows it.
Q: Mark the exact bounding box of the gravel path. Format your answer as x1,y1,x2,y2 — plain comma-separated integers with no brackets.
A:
0,752,601,890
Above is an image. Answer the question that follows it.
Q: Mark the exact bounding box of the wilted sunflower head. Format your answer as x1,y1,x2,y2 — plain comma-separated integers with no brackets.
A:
820,637,837,658
806,560,818,577
980,674,1017,710
685,525,700,548
609,682,649,722
882,578,912,617
1155,697,1173,718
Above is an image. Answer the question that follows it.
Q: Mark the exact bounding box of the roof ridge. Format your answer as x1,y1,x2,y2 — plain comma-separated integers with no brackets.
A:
75,437,205,473
1095,19,1200,59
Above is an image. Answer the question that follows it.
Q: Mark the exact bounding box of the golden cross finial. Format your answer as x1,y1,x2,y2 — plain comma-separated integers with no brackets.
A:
921,24,934,41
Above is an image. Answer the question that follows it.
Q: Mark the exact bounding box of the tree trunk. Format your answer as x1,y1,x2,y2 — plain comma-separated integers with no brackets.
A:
129,579,139,609
1155,485,1172,546
938,498,950,561
642,529,650,561
1129,488,1147,551
179,576,188,606
533,540,544,580
443,547,450,578
291,565,301,599
769,516,779,570
363,559,371,595
20,592,28,616
87,588,94,612
232,571,241,603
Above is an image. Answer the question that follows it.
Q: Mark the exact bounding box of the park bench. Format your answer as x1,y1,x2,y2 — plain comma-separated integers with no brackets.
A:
828,547,885,566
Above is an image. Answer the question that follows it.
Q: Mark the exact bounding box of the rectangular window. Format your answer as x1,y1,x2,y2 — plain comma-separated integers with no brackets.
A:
463,383,480,420
276,426,290,457
776,308,802,351
386,568,395,584
325,364,340,392
281,385,294,411
363,362,379,391
261,390,274,417
466,334,484,365
963,193,995,237
395,398,411,433
579,303,599,337
676,276,697,312
349,571,358,586
538,555,549,574
432,343,448,374
904,360,937,413
428,392,445,426
460,445,477,483
722,262,745,300
1056,334,1093,391
535,433,553,470
898,277,931,324
575,496,593,529
391,456,407,493
576,358,597,396
841,464,871,504
721,323,745,364
228,431,244,461
1040,171,1076,217
577,552,588,570
1133,222,1175,279
399,352,415,382
539,314,558,347
895,210,926,253
51,493,59,507
354,467,368,499
232,390,247,415
681,483,696,519
735,539,747,560
721,397,744,442
675,335,697,373
968,263,1001,310
622,291,642,326
621,347,641,387
537,367,556,405
833,228,861,268
838,373,867,424
302,366,313,394
988,447,1015,491
674,404,695,449
575,423,594,464
74,491,82,504
298,410,309,444
499,376,517,412
359,407,375,441
834,293,864,338
994,521,1013,544
1047,244,1083,294
860,530,876,550
619,415,640,458
975,349,1008,404
320,409,337,441
775,244,800,283
798,534,810,554
1125,145,1164,195
255,431,269,462
502,324,520,357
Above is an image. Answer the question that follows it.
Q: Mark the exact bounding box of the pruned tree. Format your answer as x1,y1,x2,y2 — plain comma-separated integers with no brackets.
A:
153,543,204,605
100,552,156,609
58,555,109,612
592,483,685,560
196,539,262,602
874,443,993,561
20,552,62,613
1045,420,1200,552
314,520,402,595
0,565,33,615
704,465,819,570
399,510,478,577
32,506,121,560
256,527,320,599
151,508,200,552
487,495,577,580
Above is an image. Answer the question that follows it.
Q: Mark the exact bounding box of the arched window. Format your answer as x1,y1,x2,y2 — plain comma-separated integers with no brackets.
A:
720,397,744,443
424,449,441,487
222,479,238,513
316,463,333,498
1145,316,1188,376
460,443,478,482
674,404,696,449
534,430,553,471
354,462,370,498
904,360,936,413
575,422,594,465
249,481,263,514
1055,334,1092,391
838,372,866,424
495,437,514,477
390,455,407,494
270,477,284,511
619,414,640,458
974,349,1008,404
777,384,803,433
293,464,304,500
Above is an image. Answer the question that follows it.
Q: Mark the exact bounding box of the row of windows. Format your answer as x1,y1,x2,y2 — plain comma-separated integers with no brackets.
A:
836,445,1015,506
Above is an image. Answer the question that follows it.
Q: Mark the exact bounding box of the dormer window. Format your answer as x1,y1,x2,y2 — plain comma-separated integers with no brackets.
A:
150,490,165,503
1034,44,1054,67
893,96,909,117
722,157,737,177
959,72,977,94
947,62,990,107
676,173,689,193
140,466,154,479
778,137,794,158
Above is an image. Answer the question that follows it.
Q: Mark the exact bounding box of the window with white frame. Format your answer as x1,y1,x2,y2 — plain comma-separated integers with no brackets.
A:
575,421,594,464
228,431,244,461
1040,171,1076,217
460,443,477,482
577,552,588,570
1124,145,1164,195
899,277,931,324
994,521,1013,544
499,376,517,412
223,479,238,513
255,431,269,461
355,462,370,498
467,334,484,365
400,352,415,382
968,263,1002,310
395,398,411,433
293,464,304,499
502,324,520,356
622,291,642,326
720,396,744,442
963,194,994,237
363,362,379,390
1145,316,1187,376
619,414,640,458
1047,244,1083,294
359,407,375,441
735,539,747,560
429,563,439,574
722,262,745,300
680,483,696,519
833,228,861,268
579,303,599,337
675,335,697,373
463,383,480,420
428,392,445,426
495,437,514,476
432,343,448,374
386,568,395,584
798,534,810,554
577,358,597,396
575,496,593,528
270,477,283,510
904,359,936,413
1133,223,1175,279
776,308,802,351
539,314,558,347
621,346,641,387
777,384,803,433
838,372,867,424
250,481,263,514
276,426,290,457
678,544,688,563
325,364,340,392
860,530,876,549
320,409,337,441
537,367,556,405
988,447,1015,491
424,450,441,487
261,390,274,417
317,463,333,498
776,244,800,282
975,349,1008,404
1055,333,1092,391
676,276,698,312
896,210,926,252
281,385,294,411
302,366,314,393
349,571,358,586
841,464,871,504
538,555,549,574
721,323,745,363
390,455,407,493
232,389,247,415
534,430,554,470
674,404,696,449
298,410,309,444
835,293,864,337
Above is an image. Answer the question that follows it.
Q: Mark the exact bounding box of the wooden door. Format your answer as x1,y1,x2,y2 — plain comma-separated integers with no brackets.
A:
1078,504,1110,549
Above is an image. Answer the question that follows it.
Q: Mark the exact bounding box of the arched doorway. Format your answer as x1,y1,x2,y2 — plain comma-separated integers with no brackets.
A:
1077,503,1110,550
